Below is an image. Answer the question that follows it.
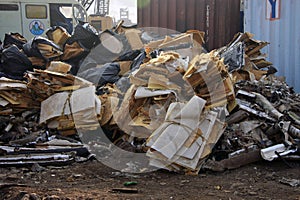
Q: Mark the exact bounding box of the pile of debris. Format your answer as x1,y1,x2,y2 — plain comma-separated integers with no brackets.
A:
0,23,299,174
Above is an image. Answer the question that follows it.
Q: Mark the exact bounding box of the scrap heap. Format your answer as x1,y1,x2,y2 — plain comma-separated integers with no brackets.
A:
0,24,299,173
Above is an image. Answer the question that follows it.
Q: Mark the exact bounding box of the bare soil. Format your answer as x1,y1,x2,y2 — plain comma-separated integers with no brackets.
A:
0,160,299,200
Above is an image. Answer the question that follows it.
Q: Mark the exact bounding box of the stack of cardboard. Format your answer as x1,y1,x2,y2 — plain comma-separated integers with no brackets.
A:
183,52,235,109
113,52,183,139
39,86,101,136
0,78,39,115
26,69,92,102
111,50,234,172
146,96,226,173
218,32,274,82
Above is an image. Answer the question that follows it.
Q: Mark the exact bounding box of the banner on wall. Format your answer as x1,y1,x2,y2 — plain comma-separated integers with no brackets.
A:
266,0,281,20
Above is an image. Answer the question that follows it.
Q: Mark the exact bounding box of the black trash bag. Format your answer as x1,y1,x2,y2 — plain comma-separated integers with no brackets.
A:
67,21,100,50
114,49,143,62
23,36,63,61
0,45,33,79
3,33,27,49
77,62,120,87
67,52,89,75
0,72,24,80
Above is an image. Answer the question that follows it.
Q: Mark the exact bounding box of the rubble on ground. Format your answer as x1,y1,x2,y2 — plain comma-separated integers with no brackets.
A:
0,24,299,174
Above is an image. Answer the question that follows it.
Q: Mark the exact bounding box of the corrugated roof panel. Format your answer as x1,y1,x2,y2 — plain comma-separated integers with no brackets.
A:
244,0,300,92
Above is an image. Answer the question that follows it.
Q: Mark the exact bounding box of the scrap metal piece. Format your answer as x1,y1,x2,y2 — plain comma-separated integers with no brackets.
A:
261,144,297,161
279,178,300,187
253,92,284,120
0,152,75,166
237,101,276,122
226,110,249,125
219,41,245,72
203,148,262,172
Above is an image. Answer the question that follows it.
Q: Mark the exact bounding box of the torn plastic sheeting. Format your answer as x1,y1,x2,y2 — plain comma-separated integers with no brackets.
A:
39,86,101,125
115,49,143,62
77,62,120,87
260,144,298,161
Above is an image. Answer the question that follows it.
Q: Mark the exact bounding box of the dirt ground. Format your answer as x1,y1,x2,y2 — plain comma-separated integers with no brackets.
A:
0,160,299,200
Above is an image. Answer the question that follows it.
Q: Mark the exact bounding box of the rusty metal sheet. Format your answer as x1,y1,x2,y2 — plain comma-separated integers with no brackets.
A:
138,0,241,50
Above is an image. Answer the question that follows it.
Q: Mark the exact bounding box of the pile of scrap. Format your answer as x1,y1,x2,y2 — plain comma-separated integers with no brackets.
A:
0,23,299,173
0,68,94,166
202,33,300,172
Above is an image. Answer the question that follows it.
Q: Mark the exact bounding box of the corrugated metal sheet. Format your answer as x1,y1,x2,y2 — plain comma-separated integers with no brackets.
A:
137,0,241,50
244,0,300,92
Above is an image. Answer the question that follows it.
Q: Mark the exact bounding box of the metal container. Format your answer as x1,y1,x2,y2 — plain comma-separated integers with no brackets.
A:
244,0,300,92
137,0,241,51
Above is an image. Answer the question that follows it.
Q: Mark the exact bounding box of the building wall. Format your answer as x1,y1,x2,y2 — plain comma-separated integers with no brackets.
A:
244,0,300,92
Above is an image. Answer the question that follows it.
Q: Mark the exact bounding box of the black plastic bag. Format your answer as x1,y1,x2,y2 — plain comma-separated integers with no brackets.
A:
67,21,100,50
77,62,120,87
3,32,27,49
131,50,146,71
79,30,131,72
115,49,143,62
1,45,33,79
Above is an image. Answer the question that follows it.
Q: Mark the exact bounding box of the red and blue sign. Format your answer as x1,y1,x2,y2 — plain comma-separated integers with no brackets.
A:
266,0,281,20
